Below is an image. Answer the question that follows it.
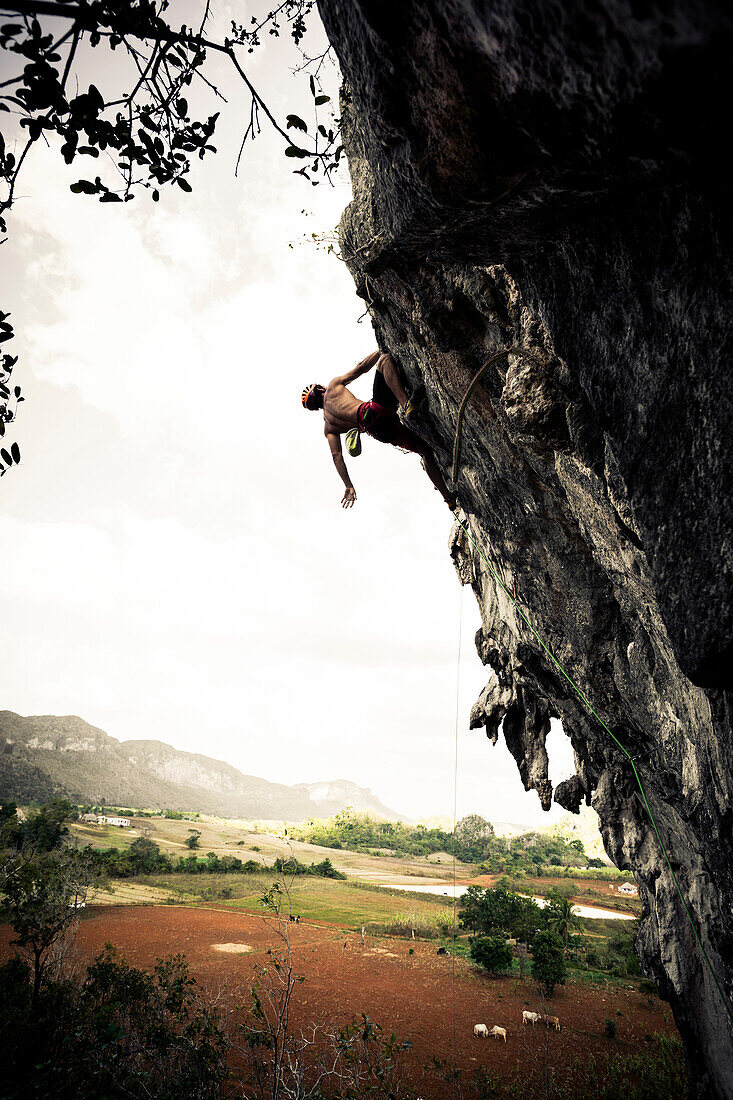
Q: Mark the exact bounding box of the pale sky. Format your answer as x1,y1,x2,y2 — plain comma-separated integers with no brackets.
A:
0,3,576,824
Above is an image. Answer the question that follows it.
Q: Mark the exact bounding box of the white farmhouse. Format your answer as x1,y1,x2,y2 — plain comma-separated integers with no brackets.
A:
618,882,638,895
102,816,131,827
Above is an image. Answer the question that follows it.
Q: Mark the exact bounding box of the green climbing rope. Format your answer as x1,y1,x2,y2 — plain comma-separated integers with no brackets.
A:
450,508,733,1026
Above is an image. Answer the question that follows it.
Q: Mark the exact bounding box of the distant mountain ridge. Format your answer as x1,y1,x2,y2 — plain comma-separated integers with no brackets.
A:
0,711,403,822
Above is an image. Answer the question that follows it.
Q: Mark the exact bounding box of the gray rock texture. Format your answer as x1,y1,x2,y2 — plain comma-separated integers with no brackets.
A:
316,1,733,1095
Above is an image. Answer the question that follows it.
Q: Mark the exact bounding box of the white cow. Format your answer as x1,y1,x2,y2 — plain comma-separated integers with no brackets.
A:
473,1023,489,1038
489,1025,507,1042
522,1010,541,1027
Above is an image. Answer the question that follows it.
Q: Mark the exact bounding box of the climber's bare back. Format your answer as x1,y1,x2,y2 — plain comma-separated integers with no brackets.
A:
322,379,361,434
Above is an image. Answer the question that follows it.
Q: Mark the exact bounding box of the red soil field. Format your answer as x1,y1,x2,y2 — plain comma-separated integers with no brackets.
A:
0,905,677,1098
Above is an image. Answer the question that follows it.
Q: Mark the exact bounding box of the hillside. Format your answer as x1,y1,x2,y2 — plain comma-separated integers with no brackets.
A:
0,711,402,822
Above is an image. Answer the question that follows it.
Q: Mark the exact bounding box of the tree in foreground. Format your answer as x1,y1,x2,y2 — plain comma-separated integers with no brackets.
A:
0,945,230,1099
234,880,415,1099
1,799,104,1007
3,844,102,1008
0,0,340,222
531,929,567,997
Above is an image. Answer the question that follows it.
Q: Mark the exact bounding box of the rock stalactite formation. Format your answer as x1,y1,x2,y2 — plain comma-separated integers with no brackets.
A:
317,2,733,1096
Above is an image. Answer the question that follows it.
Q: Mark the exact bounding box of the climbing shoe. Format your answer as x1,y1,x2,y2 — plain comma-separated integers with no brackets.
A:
403,384,425,421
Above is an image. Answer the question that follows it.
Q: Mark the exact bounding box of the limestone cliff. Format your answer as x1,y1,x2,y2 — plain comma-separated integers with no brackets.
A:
316,2,733,1095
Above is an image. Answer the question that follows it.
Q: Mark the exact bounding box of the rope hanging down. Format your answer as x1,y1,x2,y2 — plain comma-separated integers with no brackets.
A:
449,507,733,1027
449,583,463,1100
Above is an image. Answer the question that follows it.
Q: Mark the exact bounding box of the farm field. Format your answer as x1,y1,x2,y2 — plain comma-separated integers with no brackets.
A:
92,871,457,930
88,867,636,933
70,816,639,918
69,815,476,883
112,872,634,934
0,904,679,1099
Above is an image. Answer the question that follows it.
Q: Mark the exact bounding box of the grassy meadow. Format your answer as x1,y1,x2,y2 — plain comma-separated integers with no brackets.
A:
93,869,456,927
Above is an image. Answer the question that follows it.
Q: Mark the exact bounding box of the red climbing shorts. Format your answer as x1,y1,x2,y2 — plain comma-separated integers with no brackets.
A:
357,401,421,452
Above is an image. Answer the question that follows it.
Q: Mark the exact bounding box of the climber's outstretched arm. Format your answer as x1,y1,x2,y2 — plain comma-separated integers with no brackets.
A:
326,431,356,508
333,349,381,387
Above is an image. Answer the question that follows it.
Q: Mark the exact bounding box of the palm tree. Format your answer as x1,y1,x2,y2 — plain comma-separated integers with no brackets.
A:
545,892,583,952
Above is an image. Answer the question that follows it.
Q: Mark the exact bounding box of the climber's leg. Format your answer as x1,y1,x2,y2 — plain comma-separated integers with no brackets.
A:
390,421,457,509
420,448,458,510
376,353,409,410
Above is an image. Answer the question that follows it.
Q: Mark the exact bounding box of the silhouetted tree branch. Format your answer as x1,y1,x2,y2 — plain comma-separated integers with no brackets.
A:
0,0,341,476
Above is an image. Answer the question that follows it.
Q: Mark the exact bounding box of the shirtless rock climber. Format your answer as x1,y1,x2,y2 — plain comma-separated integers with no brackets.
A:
301,350,457,510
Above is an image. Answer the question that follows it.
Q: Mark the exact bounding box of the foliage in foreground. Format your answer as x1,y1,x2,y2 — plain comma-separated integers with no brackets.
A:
0,947,229,1100
1,799,105,1008
0,940,687,1100
546,1035,686,1100
0,944,419,1100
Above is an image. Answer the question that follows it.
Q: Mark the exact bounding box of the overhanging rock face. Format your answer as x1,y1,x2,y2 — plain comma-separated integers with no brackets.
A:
317,1,733,1095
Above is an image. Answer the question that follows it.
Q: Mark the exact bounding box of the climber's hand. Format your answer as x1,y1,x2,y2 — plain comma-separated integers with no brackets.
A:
341,487,356,509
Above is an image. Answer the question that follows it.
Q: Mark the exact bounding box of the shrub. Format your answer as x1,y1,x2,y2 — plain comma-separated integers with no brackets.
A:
309,857,347,880
0,946,229,1098
470,935,513,974
605,1018,617,1039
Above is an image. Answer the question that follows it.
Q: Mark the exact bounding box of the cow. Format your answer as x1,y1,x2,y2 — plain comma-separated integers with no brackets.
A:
546,1016,561,1031
473,1023,489,1039
436,946,448,956
522,1010,540,1027
489,1025,507,1042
